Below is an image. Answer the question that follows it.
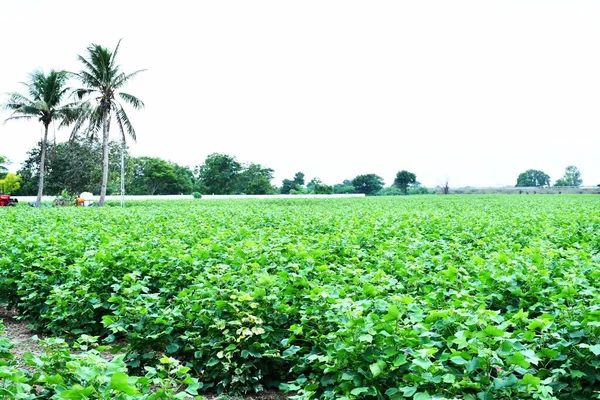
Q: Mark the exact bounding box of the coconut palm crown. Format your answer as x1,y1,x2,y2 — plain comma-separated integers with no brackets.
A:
70,39,145,206
3,69,72,207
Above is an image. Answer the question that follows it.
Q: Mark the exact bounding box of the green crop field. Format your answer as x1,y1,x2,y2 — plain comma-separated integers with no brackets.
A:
1,196,600,399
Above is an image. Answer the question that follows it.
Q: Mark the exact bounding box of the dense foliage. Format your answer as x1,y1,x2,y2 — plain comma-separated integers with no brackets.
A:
554,166,582,187
0,322,203,399
515,170,551,188
1,196,600,399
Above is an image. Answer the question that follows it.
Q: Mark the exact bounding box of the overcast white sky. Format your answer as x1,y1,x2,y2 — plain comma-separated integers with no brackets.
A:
1,1,599,187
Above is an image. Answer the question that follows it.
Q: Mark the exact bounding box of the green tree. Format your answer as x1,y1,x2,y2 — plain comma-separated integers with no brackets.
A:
71,40,145,206
515,169,550,187
280,179,295,194
307,178,333,194
168,164,194,194
196,153,242,195
237,163,275,194
352,174,384,195
281,172,306,194
130,157,192,195
0,173,22,194
554,165,582,187
394,170,417,194
14,139,126,196
3,70,72,207
333,182,355,194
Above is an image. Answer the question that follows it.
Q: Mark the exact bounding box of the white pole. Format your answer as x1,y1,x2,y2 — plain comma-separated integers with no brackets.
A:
120,140,125,208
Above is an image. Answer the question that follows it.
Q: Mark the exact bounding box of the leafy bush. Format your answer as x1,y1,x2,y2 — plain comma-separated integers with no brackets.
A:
192,192,202,199
0,321,203,399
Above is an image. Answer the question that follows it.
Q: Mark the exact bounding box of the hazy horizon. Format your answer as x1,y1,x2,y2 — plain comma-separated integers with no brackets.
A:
1,1,599,188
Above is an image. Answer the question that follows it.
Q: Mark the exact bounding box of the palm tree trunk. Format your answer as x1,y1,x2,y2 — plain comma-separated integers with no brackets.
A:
35,124,49,208
98,109,110,207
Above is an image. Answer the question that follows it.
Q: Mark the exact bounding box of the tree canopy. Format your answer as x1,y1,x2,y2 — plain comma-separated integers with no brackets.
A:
554,166,582,187
281,172,306,194
394,170,417,194
352,174,384,195
515,170,550,187
3,69,72,206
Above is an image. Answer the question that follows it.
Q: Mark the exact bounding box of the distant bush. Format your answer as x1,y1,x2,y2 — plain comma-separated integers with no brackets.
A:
192,192,202,199
407,186,435,195
378,186,435,196
333,184,355,194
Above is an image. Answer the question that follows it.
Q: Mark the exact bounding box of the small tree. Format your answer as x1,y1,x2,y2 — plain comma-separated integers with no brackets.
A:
307,178,333,194
195,153,242,195
394,170,417,194
281,171,306,194
0,173,22,194
352,174,384,195
554,165,582,187
441,180,450,195
516,170,550,187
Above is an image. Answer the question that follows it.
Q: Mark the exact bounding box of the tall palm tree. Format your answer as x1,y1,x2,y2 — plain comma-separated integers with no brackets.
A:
3,70,71,207
71,40,145,206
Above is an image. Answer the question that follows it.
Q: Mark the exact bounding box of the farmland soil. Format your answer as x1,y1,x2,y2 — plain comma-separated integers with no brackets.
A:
0,305,43,368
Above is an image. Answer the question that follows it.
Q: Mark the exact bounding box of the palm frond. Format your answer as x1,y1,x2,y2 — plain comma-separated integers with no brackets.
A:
76,54,102,82
118,92,145,109
113,69,146,89
4,105,41,118
73,67,103,90
110,39,123,70
114,104,136,142
87,43,115,86
70,87,98,100
4,115,36,122
4,92,35,108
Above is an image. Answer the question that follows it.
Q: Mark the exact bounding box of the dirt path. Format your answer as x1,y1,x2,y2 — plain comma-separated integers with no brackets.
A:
0,305,43,368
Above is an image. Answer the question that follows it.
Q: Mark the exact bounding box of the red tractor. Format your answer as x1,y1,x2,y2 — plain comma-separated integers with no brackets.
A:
0,195,18,206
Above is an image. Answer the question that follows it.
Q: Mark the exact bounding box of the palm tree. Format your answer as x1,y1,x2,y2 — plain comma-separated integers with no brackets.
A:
3,70,71,207
71,40,145,206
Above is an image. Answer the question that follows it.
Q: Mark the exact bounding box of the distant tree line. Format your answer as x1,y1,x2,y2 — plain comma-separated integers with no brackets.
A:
6,141,432,197
516,166,583,188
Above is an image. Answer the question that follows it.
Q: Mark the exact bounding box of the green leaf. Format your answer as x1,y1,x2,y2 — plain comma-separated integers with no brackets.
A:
484,326,505,337
57,385,96,400
166,343,179,353
493,374,518,390
393,353,407,367
450,356,468,365
283,345,302,357
350,387,372,396
110,372,138,395
383,304,401,321
358,334,373,343
369,360,386,377
519,373,541,386
414,392,432,400
506,352,530,369
399,386,417,397
589,344,600,356
412,357,433,370
442,374,456,383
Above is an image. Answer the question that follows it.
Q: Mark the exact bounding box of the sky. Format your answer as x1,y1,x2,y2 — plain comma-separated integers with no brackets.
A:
1,1,599,188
